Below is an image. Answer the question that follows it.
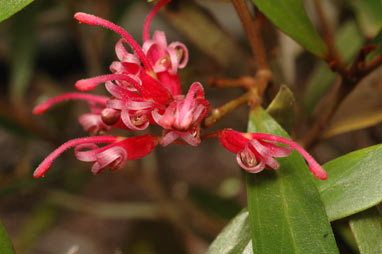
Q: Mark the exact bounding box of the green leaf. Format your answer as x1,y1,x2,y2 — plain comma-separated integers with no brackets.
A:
317,145,382,221
207,209,252,254
251,0,327,57
246,108,338,253
0,221,15,254
303,21,363,115
9,4,37,105
0,0,34,23
349,207,382,254
266,85,295,133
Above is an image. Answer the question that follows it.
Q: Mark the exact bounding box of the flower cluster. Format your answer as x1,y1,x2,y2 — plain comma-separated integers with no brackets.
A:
33,0,327,180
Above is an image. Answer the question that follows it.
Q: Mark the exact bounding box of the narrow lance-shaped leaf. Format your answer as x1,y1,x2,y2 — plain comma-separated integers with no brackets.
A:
0,221,15,254
246,107,338,253
10,3,37,105
316,144,382,221
209,144,382,251
349,207,382,254
251,0,327,57
207,209,252,254
0,0,34,23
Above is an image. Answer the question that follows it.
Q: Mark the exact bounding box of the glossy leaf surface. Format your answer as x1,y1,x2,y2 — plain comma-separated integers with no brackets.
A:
0,0,33,22
207,209,252,254
251,0,327,57
349,207,382,254
246,108,337,253
317,145,382,221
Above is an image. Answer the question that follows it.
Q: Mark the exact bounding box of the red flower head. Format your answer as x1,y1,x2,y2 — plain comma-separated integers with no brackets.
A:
72,0,188,131
219,129,328,180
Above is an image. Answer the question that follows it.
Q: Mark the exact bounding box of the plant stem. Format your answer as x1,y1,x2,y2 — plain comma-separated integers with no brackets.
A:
231,0,268,70
313,0,346,75
208,76,256,89
303,53,382,149
203,92,251,128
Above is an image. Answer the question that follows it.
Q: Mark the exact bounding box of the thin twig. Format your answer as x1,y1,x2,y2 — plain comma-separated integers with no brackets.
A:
313,0,345,74
203,92,251,128
302,53,382,149
231,0,268,70
208,76,256,89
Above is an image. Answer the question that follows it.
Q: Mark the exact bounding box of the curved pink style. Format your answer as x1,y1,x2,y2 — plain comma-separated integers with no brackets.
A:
33,93,108,114
74,12,152,72
75,74,140,91
33,136,119,178
143,0,171,42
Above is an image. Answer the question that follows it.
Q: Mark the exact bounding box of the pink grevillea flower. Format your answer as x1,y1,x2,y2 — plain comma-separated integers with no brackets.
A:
152,82,209,146
219,129,328,180
34,135,158,178
73,1,188,130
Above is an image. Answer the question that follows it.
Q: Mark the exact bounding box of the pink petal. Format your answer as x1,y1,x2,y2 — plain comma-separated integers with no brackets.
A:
160,131,180,146
179,130,201,146
74,143,100,162
259,141,293,157
179,82,204,122
236,152,265,173
91,146,128,174
125,100,154,110
105,81,139,99
78,113,110,134
152,30,168,49
248,139,272,157
121,109,150,131
166,47,179,75
156,102,177,128
168,41,189,69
